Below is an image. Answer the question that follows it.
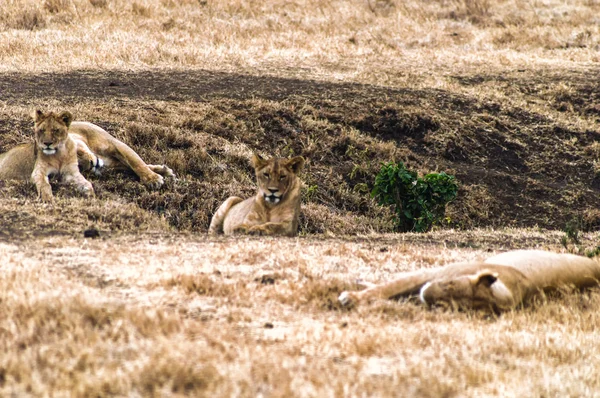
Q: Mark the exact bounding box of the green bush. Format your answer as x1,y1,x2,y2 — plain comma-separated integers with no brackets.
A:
372,162,458,232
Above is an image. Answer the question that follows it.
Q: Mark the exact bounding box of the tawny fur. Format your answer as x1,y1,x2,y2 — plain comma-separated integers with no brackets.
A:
68,121,175,189
0,112,175,197
209,154,304,237
0,110,94,202
339,250,600,312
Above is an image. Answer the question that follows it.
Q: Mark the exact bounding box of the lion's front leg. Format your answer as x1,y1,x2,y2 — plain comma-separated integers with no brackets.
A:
112,141,164,189
31,168,53,203
62,164,95,198
231,224,252,235
338,269,439,307
75,139,104,175
247,222,292,236
76,143,104,175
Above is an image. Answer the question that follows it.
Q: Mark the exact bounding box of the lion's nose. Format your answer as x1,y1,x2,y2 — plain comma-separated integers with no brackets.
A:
268,188,278,194
43,141,53,147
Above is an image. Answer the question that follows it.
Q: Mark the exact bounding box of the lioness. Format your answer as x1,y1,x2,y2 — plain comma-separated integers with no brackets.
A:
68,121,175,189
0,110,94,202
208,153,305,236
0,111,175,201
338,250,600,312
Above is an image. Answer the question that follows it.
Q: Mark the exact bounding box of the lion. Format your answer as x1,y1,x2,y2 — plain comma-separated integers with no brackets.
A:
338,250,600,312
0,110,175,201
67,121,175,189
208,153,305,237
0,110,94,202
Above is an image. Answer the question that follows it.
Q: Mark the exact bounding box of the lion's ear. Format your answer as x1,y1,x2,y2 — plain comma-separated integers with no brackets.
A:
33,110,45,123
58,111,73,128
286,156,305,174
469,270,498,288
251,153,267,169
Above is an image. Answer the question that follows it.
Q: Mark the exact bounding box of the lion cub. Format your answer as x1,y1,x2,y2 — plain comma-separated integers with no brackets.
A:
0,110,94,202
209,154,305,237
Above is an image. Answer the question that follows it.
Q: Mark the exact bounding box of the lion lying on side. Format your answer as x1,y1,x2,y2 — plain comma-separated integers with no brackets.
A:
338,250,600,312
208,153,305,237
69,121,175,189
0,110,94,202
0,110,175,202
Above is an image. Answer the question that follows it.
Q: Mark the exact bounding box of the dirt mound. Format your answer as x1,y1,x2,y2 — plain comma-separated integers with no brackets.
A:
1,68,599,235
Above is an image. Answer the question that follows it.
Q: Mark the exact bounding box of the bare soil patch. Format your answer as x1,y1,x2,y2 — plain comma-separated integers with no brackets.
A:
2,68,600,235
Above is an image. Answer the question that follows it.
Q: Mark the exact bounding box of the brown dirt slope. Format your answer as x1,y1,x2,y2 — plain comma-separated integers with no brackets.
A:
1,68,600,235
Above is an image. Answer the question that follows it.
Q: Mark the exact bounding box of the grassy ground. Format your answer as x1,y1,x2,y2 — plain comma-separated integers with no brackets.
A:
2,231,600,396
1,0,600,396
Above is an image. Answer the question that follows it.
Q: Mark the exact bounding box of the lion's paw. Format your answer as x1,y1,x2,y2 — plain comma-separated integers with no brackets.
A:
78,183,95,197
142,173,164,190
247,226,267,236
91,157,104,176
338,291,357,307
160,165,176,180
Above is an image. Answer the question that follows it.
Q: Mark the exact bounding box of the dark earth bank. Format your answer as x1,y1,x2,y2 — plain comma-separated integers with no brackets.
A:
1,68,600,236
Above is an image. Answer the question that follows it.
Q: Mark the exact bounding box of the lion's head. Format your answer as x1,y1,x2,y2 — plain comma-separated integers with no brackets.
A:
252,154,304,205
33,110,72,156
419,269,512,311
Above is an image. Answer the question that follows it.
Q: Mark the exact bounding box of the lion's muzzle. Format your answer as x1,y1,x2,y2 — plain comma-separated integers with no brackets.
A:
41,146,57,155
264,188,282,204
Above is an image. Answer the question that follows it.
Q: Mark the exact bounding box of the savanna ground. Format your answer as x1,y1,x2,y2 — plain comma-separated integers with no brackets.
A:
1,0,600,396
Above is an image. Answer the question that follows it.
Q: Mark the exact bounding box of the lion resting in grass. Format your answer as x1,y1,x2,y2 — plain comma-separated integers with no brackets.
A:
68,121,175,189
0,110,94,202
338,250,600,312
208,153,305,237
0,110,175,202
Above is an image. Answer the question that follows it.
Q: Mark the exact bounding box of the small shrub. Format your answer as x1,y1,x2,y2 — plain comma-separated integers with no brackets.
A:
372,162,458,232
562,217,581,246
586,246,600,258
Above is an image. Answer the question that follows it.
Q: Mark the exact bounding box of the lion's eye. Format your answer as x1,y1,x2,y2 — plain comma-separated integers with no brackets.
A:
279,175,287,180
263,172,270,179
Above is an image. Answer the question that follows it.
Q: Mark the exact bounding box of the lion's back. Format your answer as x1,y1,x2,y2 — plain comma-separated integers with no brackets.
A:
223,197,257,234
486,250,600,289
0,143,36,180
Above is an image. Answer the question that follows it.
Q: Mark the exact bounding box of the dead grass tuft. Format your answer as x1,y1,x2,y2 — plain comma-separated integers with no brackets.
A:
138,354,221,396
88,0,107,8
164,273,248,299
274,276,355,311
43,0,71,14
131,2,152,17
299,278,355,311
2,7,47,30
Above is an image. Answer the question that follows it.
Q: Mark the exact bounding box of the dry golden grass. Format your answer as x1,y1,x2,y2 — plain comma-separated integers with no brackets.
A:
2,0,600,396
1,0,600,87
1,231,600,396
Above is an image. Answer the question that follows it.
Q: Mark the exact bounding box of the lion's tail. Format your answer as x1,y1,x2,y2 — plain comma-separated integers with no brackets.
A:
208,196,244,235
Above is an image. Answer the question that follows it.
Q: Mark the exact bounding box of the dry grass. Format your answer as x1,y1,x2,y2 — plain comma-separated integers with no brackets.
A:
0,0,599,84
1,1,600,233
1,0,600,396
1,231,600,396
